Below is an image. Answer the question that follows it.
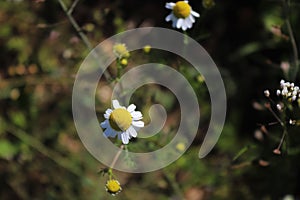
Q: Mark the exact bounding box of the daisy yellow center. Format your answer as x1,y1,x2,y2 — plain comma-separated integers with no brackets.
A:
109,108,132,131
106,180,121,193
173,1,191,19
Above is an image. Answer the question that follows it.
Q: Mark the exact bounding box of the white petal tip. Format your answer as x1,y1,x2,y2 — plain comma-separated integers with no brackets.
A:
112,99,121,109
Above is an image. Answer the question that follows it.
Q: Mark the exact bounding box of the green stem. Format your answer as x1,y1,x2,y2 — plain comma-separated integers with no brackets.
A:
57,0,112,81
68,0,80,15
275,125,288,155
115,59,126,102
266,104,284,126
57,0,92,50
109,145,124,169
6,123,83,177
283,0,299,81
116,59,123,79
183,31,189,57
163,169,184,199
108,168,113,180
275,102,289,154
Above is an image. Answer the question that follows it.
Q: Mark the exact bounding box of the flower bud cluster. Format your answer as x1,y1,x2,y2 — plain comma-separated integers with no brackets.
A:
276,79,300,102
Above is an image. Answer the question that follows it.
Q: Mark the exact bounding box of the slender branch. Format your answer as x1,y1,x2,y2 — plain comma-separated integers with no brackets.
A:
231,161,252,169
265,103,284,126
57,0,92,50
68,0,80,15
267,121,279,126
110,145,124,169
283,0,299,81
274,100,289,154
57,0,112,81
37,20,68,29
5,123,83,177
276,128,287,151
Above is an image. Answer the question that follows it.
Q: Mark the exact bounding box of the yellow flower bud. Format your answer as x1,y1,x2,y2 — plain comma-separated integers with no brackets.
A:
120,58,128,66
176,142,186,152
143,45,151,54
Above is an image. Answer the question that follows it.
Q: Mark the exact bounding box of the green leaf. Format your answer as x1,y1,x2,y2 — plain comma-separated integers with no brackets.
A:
9,111,27,128
0,117,7,134
0,140,18,160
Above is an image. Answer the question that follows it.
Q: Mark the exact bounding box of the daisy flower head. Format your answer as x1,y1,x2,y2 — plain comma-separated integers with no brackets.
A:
100,100,144,144
105,179,122,196
165,1,200,31
113,43,130,59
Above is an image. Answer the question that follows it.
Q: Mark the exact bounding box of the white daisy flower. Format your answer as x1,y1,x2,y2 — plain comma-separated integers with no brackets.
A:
100,100,144,144
165,1,200,31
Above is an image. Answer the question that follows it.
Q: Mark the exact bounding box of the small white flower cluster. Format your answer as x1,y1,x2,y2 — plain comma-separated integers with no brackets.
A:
276,79,300,102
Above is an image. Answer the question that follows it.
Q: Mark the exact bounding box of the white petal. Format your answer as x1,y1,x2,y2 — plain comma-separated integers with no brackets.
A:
121,132,129,144
100,120,109,128
131,111,143,120
104,113,110,119
128,126,137,138
176,18,183,29
165,2,175,9
105,108,112,115
133,126,141,132
181,22,187,31
132,120,144,128
189,14,195,23
127,104,136,112
133,117,143,121
112,99,121,109
111,129,118,137
191,10,200,17
104,109,112,119
184,1,189,3
172,18,178,27
103,128,112,137
165,13,173,22
185,18,192,28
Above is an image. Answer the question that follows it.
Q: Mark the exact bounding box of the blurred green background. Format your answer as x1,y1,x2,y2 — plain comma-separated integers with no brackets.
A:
1,0,300,199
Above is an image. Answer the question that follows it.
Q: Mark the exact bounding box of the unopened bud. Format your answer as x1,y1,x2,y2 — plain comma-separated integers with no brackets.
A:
276,104,282,111
264,90,270,97
273,149,281,155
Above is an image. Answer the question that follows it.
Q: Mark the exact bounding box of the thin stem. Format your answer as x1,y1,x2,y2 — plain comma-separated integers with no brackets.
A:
183,31,189,57
37,20,68,29
116,59,123,79
274,101,289,154
57,0,92,50
230,161,252,169
110,145,124,169
68,0,80,15
276,128,287,151
267,96,277,107
267,121,279,126
114,59,126,103
283,0,299,81
57,0,112,81
265,104,284,126
108,168,113,180
163,169,184,199
6,123,83,177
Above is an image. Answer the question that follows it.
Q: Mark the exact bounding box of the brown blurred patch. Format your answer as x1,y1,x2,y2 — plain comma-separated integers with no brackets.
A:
185,187,209,200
